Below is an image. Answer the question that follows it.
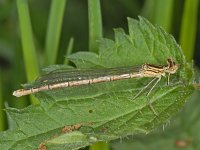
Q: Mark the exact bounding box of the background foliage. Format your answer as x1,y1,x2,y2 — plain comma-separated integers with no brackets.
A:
0,0,199,149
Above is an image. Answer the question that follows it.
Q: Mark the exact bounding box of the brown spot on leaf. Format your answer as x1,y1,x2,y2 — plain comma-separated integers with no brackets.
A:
61,122,94,133
38,143,46,150
175,139,192,148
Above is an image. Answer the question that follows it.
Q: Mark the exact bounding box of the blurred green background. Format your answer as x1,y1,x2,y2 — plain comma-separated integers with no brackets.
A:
0,0,199,149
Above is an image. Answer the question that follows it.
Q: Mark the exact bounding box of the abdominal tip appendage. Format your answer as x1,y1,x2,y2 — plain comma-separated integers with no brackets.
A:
13,90,22,97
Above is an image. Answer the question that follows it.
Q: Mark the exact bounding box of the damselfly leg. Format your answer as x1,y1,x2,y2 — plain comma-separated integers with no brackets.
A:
133,77,158,99
167,73,170,85
133,77,161,116
146,77,161,116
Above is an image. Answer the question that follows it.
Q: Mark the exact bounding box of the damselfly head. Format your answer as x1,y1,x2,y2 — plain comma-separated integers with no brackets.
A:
166,58,179,74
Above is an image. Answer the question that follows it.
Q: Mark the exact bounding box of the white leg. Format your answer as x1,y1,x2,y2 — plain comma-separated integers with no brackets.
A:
167,73,170,85
146,77,161,116
133,77,158,99
146,96,158,116
146,77,161,97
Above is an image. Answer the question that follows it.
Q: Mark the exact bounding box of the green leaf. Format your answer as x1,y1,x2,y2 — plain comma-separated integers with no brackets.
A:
111,91,200,150
0,17,194,150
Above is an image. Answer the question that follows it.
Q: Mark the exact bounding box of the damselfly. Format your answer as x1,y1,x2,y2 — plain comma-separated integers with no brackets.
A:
13,58,179,115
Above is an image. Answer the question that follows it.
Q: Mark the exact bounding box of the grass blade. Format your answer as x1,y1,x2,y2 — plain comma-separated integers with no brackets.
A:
16,0,39,104
179,0,199,61
141,0,174,32
141,0,155,21
45,0,66,65
153,0,174,32
0,71,6,131
88,0,103,53
64,37,74,64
